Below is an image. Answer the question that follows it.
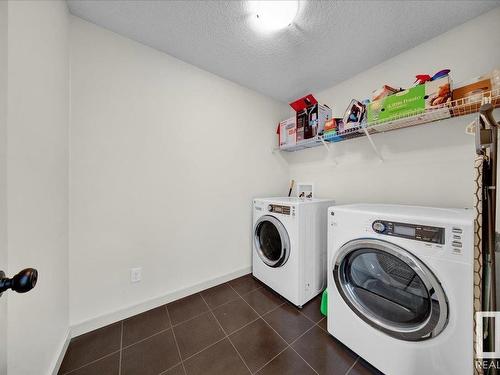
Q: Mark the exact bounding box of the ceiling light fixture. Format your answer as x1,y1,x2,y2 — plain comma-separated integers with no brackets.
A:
248,1,299,33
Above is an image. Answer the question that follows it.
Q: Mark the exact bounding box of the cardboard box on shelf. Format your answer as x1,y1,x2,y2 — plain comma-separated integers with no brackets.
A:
323,118,337,134
425,76,451,107
367,76,451,124
323,118,344,142
278,117,297,149
289,94,332,142
452,77,491,103
371,85,398,102
342,100,366,131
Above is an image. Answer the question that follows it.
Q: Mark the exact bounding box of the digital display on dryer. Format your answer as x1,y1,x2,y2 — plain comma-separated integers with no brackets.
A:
394,225,416,237
416,226,445,244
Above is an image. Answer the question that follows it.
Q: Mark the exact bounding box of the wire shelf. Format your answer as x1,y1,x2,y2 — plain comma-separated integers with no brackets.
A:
277,88,500,153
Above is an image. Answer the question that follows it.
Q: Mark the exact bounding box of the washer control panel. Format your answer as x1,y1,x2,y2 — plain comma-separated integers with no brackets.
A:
268,204,291,215
372,220,445,245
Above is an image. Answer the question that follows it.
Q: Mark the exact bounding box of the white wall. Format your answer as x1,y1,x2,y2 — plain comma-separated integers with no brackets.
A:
0,1,7,373
69,17,289,329
6,1,69,374
285,7,500,211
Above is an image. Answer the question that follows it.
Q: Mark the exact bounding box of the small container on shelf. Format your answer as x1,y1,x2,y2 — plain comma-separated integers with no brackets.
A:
338,100,367,139
277,117,297,149
323,118,344,142
451,75,493,116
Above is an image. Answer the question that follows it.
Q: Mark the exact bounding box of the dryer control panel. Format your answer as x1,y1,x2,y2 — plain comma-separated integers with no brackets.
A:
372,220,445,245
268,204,291,215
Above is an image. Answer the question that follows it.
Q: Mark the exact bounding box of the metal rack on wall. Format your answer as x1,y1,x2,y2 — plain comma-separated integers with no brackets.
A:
274,88,500,161
474,102,499,375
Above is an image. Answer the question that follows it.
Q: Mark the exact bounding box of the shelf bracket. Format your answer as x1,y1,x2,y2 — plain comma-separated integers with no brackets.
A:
320,137,339,165
271,147,291,169
319,137,331,152
362,127,384,161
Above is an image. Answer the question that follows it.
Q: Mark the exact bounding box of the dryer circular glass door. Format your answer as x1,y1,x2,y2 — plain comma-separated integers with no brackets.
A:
254,215,290,267
333,238,448,341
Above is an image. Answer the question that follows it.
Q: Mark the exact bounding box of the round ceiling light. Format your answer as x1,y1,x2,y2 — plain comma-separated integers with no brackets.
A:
247,1,299,32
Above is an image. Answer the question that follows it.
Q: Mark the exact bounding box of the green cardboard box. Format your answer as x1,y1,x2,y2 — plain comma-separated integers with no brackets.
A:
367,77,451,124
367,85,425,123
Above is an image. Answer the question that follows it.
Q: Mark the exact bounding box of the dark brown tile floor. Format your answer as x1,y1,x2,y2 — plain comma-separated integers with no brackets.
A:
59,274,383,375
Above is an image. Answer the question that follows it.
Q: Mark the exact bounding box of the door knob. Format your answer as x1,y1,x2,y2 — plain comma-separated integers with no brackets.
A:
0,268,38,297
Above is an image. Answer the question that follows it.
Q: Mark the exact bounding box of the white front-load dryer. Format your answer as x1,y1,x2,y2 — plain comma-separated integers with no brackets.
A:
327,204,474,375
253,197,334,307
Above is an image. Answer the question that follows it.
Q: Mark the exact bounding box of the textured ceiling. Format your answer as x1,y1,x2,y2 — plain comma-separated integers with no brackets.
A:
67,1,499,102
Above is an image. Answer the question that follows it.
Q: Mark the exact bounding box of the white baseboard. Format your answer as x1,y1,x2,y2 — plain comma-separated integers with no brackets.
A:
70,266,251,338
51,329,71,375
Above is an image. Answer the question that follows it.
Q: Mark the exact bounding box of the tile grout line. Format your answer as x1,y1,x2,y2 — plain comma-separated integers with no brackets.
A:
165,284,263,331
288,299,328,374
345,356,360,375
199,292,253,375
288,304,329,371
182,336,229,363
316,317,327,331
227,284,291,374
122,327,172,350
285,324,320,375
177,313,265,364
61,350,121,375
228,283,319,375
159,362,187,375
231,287,318,374
118,320,124,375
118,293,250,352
252,345,290,374
168,307,215,330
166,293,267,367
288,348,319,375
297,302,325,326
165,304,187,375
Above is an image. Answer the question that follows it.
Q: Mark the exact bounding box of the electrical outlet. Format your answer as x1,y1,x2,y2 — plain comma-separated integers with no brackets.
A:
131,267,142,283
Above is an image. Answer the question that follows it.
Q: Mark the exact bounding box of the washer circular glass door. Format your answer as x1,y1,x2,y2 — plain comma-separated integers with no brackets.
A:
254,215,290,267
333,238,448,341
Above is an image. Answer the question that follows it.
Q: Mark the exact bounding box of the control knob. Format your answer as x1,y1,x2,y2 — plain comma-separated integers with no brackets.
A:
372,221,386,233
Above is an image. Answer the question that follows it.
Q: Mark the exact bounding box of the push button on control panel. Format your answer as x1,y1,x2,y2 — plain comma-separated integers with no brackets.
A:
452,241,462,248
452,228,463,234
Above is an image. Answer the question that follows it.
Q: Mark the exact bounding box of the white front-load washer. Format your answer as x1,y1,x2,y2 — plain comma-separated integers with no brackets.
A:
252,197,334,307
327,204,474,375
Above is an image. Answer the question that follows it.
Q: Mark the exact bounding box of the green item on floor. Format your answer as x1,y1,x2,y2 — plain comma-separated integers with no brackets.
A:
320,289,327,316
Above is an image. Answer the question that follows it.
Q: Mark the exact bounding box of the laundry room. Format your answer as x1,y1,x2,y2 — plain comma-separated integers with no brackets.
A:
1,1,500,375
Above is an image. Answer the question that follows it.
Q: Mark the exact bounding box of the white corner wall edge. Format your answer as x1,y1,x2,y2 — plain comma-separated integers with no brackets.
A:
51,330,71,375
70,265,251,338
